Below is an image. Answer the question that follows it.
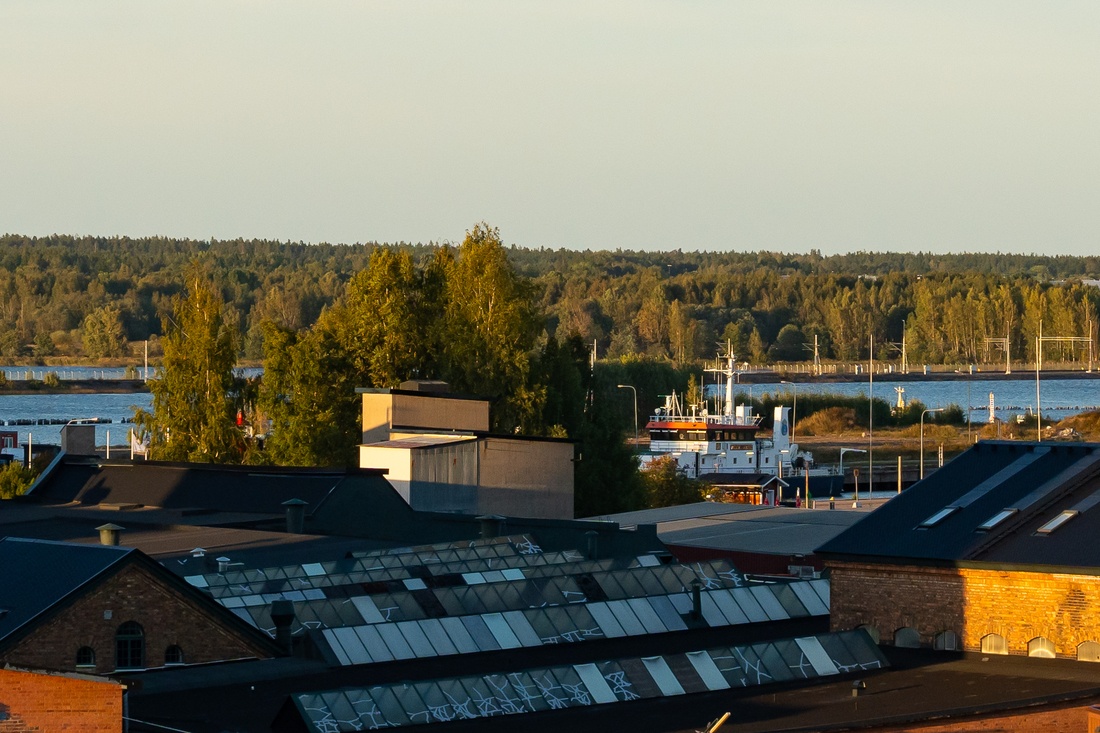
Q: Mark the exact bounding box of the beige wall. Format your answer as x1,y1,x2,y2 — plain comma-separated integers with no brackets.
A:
361,392,489,443
358,446,413,502
477,438,574,519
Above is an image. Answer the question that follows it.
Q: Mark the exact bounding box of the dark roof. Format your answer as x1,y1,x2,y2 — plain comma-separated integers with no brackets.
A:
26,457,388,516
818,440,1100,570
125,646,1100,733
0,537,131,647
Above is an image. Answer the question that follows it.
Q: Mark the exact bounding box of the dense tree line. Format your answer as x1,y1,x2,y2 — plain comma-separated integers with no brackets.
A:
3,234,1100,368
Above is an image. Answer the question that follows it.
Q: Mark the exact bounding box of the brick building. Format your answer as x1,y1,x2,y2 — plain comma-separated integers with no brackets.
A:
0,666,122,733
0,538,278,674
819,441,1100,659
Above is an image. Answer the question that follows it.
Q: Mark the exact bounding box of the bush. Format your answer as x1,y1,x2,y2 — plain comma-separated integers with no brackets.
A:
42,372,61,388
797,407,856,436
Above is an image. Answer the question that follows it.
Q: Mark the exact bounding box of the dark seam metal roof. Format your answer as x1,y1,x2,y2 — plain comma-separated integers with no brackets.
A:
818,440,1100,568
0,537,132,648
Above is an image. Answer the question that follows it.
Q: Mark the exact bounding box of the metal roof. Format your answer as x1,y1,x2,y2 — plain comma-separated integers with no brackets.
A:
818,440,1100,569
0,537,132,647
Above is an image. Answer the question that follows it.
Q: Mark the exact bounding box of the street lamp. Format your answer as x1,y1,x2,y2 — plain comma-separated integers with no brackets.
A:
617,384,638,450
920,408,944,480
780,380,798,444
839,448,866,499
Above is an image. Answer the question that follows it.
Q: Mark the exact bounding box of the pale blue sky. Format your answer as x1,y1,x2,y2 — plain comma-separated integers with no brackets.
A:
3,1,1099,254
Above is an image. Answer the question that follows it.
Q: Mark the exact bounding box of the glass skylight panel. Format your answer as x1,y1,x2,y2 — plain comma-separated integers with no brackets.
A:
809,579,831,608
350,596,386,624
354,624,394,663
482,613,522,649
606,600,646,636
709,590,748,625
585,603,627,638
396,621,437,658
376,623,416,660
918,506,959,528
625,598,667,634
636,554,661,567
641,657,685,696
1037,510,1078,534
749,586,789,621
771,584,809,618
816,634,858,669
501,568,525,581
501,610,542,647
574,663,619,704
789,582,829,617
697,593,729,628
462,572,487,585
402,578,427,591
754,642,794,682
686,651,730,691
795,637,840,676
417,619,457,656
977,508,1017,531
185,574,208,588
460,616,500,651
668,593,694,616
648,595,689,631
333,626,371,665
951,450,1048,508
438,617,479,654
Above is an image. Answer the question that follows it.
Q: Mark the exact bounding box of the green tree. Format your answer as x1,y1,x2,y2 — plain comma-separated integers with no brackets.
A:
82,305,127,358
258,319,361,467
442,224,541,432
136,267,243,462
640,455,704,508
0,461,37,499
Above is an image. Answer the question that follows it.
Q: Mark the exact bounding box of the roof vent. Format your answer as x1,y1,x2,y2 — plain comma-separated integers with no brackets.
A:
270,599,296,655
191,547,206,558
96,523,125,546
282,498,309,534
217,556,232,573
477,514,505,540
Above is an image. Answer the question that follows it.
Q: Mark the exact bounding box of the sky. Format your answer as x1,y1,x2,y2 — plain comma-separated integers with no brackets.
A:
3,1,1099,255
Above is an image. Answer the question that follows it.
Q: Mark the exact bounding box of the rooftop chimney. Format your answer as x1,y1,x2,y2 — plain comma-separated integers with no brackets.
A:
271,599,296,655
96,523,124,546
217,556,231,574
477,514,505,540
282,498,309,534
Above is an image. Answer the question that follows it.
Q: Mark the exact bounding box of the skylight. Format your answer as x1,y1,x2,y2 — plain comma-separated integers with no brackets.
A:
1037,510,1078,535
977,509,1017,532
918,506,959,528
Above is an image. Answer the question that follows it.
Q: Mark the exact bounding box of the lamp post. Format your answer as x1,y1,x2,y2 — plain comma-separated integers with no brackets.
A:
780,380,798,444
839,448,866,498
617,384,638,450
920,408,944,480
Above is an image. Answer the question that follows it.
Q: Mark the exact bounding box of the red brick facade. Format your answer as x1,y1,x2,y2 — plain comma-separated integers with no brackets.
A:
0,667,121,733
828,560,1100,658
1,561,273,674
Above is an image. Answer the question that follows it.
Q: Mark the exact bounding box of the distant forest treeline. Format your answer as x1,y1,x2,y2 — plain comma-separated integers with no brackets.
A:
4,233,1100,366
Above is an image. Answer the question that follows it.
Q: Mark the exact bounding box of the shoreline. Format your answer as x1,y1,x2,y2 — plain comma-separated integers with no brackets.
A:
0,379,150,396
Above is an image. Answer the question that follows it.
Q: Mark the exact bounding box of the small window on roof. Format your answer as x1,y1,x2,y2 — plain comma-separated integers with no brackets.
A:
918,506,959,528
1037,510,1078,535
977,509,1017,531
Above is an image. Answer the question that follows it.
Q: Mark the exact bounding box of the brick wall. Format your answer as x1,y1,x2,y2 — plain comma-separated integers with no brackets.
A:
829,560,1100,657
1,562,272,674
0,667,121,733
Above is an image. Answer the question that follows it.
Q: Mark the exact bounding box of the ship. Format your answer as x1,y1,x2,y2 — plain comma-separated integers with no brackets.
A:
638,350,844,503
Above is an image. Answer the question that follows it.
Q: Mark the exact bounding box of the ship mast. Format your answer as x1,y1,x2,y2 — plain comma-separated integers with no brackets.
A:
705,341,737,418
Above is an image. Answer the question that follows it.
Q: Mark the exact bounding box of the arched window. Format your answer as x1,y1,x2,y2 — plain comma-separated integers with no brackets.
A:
981,633,1007,655
75,646,96,668
857,624,880,644
894,627,920,648
934,630,960,651
115,621,145,670
165,645,184,665
1076,641,1100,662
1028,636,1056,658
